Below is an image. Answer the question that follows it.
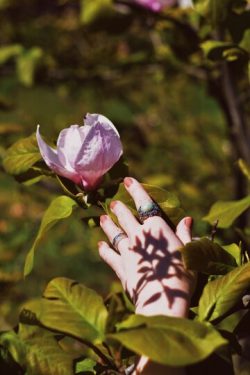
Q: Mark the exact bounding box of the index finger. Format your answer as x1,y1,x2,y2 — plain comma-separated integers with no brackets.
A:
123,177,153,210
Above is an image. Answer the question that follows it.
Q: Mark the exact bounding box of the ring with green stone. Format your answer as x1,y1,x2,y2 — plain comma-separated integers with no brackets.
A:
138,201,161,223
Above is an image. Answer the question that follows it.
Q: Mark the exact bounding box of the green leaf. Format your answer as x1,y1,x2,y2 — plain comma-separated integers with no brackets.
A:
238,159,250,181
24,196,77,277
20,278,108,344
75,358,96,374
203,195,250,228
3,133,42,175
16,47,43,87
102,183,184,227
222,243,242,266
201,40,234,58
194,0,233,25
0,331,26,368
108,315,227,366
80,0,113,25
181,238,237,275
198,262,250,322
0,44,23,64
18,324,75,375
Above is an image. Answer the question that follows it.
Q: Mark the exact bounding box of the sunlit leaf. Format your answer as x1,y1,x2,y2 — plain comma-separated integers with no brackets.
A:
24,196,77,277
102,183,184,227
0,44,22,64
238,159,250,181
75,358,96,374
0,331,26,368
108,314,227,366
20,278,108,344
222,243,242,266
3,133,42,175
16,47,43,87
80,0,113,24
18,324,75,375
193,0,233,25
198,262,250,322
203,196,250,228
181,237,237,274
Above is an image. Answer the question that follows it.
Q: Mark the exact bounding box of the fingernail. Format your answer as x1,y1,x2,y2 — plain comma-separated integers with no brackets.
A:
98,241,104,247
124,177,133,188
185,217,193,227
100,215,108,224
110,201,118,210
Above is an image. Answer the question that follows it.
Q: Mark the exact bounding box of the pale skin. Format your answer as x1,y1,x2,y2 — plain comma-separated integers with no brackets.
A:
98,177,195,374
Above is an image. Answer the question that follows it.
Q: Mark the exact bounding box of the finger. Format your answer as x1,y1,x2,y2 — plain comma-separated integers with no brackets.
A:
124,177,153,210
175,217,192,245
110,201,140,236
98,241,125,282
100,215,129,252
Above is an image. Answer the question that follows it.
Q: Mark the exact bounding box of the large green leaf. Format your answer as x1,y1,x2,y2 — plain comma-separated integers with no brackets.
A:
3,133,42,175
24,196,77,277
181,238,237,275
108,315,227,367
203,195,250,228
102,183,184,227
198,262,250,322
20,278,108,344
18,324,75,375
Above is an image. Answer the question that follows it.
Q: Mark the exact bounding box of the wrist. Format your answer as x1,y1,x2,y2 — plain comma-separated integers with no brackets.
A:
134,279,191,318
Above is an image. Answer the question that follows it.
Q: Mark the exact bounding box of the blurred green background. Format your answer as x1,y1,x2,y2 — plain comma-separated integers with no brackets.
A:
0,0,239,328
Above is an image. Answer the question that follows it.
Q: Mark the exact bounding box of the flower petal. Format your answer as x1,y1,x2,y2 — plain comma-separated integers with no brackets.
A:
36,125,81,184
75,115,123,189
57,125,87,169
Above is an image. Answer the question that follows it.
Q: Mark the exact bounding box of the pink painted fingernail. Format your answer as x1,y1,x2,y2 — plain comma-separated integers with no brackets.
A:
100,215,108,224
124,177,133,187
184,217,193,227
110,201,118,209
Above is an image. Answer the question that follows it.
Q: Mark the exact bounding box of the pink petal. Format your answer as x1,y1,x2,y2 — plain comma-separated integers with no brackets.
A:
57,125,87,169
36,125,81,184
75,115,123,189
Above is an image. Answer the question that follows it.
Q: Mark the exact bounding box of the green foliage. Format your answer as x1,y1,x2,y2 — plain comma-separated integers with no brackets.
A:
198,261,250,321
181,237,238,274
24,196,77,277
203,195,250,228
108,314,227,366
16,47,43,87
80,0,113,24
21,278,108,344
75,358,96,374
3,133,41,175
0,0,250,373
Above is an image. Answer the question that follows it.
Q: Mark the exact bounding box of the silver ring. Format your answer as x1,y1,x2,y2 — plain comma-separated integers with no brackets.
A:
138,201,161,222
112,232,127,250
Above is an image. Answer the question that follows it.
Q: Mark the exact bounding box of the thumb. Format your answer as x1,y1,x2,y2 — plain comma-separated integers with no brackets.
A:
176,217,193,245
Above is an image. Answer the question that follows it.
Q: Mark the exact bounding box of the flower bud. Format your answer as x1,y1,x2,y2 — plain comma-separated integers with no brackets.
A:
36,113,123,190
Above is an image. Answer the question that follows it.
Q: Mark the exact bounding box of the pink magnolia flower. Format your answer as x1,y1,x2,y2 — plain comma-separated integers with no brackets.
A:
134,0,176,12
134,0,192,11
36,113,123,191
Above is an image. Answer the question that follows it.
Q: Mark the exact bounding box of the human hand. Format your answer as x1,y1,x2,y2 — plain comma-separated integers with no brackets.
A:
98,177,195,317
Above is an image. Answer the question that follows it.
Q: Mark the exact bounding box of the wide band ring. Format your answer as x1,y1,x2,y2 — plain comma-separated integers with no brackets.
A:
112,232,127,251
138,201,161,223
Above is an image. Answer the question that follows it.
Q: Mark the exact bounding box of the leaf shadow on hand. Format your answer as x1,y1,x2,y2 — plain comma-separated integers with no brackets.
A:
129,230,189,309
